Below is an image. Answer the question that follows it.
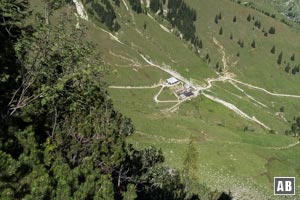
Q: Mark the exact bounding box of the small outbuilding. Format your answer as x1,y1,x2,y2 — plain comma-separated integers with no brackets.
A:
180,94,187,99
166,77,179,85
184,91,194,97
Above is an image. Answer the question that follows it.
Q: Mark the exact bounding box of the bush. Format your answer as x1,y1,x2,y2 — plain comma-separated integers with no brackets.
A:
269,26,276,34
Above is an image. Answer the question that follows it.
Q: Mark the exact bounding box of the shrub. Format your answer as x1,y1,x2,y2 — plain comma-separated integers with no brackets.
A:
269,26,276,34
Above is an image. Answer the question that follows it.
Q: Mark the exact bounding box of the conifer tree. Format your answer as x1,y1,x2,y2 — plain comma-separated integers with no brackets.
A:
215,15,219,24
251,40,256,48
269,26,276,34
247,14,251,22
271,45,276,54
206,53,210,60
182,137,199,180
277,51,283,64
219,27,223,35
218,12,222,20
233,15,237,22
291,53,295,61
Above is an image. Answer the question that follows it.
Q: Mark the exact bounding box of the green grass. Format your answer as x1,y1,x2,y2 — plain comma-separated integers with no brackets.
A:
29,0,300,198
101,2,300,196
156,87,178,101
186,0,300,93
104,65,170,86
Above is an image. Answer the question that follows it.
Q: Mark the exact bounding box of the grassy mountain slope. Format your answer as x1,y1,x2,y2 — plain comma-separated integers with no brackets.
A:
30,0,300,199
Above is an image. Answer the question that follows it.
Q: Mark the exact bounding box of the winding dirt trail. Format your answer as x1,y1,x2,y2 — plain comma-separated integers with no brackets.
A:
229,81,268,108
213,37,228,70
137,131,300,150
109,84,180,103
109,84,162,89
202,93,271,130
229,79,300,98
140,54,197,90
139,53,273,129
72,2,300,131
153,86,180,103
268,140,300,150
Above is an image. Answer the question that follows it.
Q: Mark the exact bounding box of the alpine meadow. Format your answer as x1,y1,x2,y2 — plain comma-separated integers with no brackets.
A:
1,0,300,199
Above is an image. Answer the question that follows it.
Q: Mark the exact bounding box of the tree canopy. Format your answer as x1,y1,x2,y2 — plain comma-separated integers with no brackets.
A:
0,1,231,199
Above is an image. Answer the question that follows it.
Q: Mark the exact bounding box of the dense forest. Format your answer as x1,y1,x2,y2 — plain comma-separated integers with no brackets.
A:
129,0,200,50
150,0,163,15
167,0,197,41
85,0,120,31
0,0,231,199
128,0,142,13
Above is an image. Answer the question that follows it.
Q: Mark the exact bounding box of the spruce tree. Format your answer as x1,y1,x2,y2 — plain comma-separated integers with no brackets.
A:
277,52,283,65
285,63,291,73
271,45,276,54
251,40,256,48
219,27,223,35
247,14,251,22
199,39,203,49
233,16,237,22
215,15,219,24
240,40,244,48
218,12,222,20
291,53,295,61
269,26,276,34
206,53,210,60
182,137,199,180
